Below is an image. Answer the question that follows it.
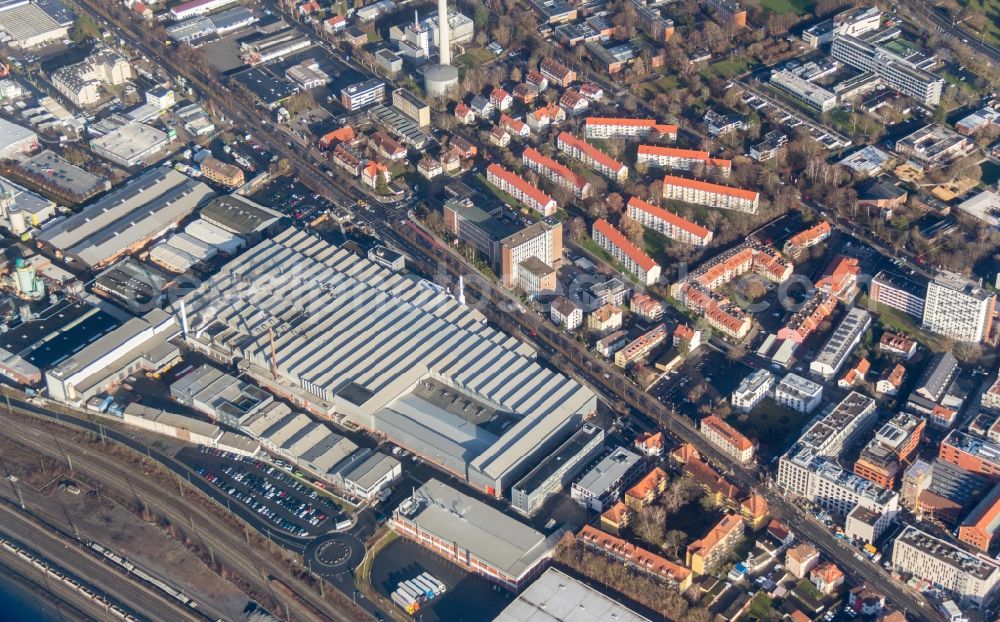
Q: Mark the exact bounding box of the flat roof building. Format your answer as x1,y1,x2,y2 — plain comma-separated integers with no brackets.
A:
810,307,871,380
511,423,604,515
892,525,1000,604
831,35,944,106
923,271,996,344
37,167,215,269
494,567,651,622
870,270,926,319
14,150,109,203
46,308,179,404
88,121,170,167
571,446,643,512
392,479,561,590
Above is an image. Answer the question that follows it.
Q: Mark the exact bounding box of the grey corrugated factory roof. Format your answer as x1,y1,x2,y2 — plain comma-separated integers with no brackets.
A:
401,479,556,580
37,167,215,267
178,229,596,486
494,567,651,622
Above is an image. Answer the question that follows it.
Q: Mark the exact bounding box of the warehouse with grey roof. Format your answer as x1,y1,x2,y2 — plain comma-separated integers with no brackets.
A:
36,167,215,268
176,228,597,496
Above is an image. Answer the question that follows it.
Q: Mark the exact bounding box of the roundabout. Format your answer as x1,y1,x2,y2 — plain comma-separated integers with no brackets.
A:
304,532,366,579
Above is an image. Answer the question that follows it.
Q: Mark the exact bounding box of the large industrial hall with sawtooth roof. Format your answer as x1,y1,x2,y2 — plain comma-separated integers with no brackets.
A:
177,228,597,496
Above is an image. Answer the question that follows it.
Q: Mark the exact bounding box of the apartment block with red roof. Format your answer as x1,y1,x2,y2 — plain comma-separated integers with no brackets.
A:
624,467,668,510
577,525,692,591
539,57,576,87
522,147,592,199
686,513,744,574
637,145,732,177
614,324,667,368
556,132,628,182
778,291,836,343
627,196,712,247
592,218,661,285
700,415,757,464
486,164,558,216
783,220,832,257
959,482,1000,552
663,175,760,214
584,117,678,141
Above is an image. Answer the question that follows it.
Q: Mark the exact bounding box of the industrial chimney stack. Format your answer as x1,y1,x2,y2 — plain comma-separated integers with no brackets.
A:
437,0,450,65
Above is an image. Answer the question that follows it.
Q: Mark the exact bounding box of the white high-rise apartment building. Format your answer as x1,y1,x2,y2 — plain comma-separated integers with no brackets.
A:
922,271,995,343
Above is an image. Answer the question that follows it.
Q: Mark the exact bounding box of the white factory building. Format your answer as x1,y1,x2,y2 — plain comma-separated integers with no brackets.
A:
176,228,597,497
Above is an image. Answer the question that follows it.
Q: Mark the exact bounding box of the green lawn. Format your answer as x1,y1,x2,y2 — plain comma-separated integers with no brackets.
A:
476,173,525,210
865,298,951,352
759,0,814,14
745,592,779,622
456,47,495,73
632,75,679,99
701,58,754,80
728,398,809,459
580,237,644,286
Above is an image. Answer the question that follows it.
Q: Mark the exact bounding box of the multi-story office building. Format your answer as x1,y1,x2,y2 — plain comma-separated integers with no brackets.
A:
340,79,386,111
556,132,628,182
731,368,775,412
810,308,872,380
522,147,592,199
686,513,744,574
774,373,823,414
892,526,1000,605
636,145,731,177
922,271,996,343
870,270,926,319
592,219,661,285
939,430,1000,480
831,35,944,106
854,413,925,489
486,164,558,216
802,6,881,46
662,175,759,214
571,446,643,511
799,391,878,458
442,191,562,289
584,117,677,141
700,415,756,464
626,197,712,247
770,70,837,112
779,444,899,519
510,424,605,515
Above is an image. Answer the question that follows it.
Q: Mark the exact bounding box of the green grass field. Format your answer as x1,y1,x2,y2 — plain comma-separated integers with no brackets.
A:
632,75,679,100
759,0,814,14
701,58,754,80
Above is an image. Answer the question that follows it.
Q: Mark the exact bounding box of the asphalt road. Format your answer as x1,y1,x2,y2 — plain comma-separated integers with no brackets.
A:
0,499,204,622
901,0,1000,64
